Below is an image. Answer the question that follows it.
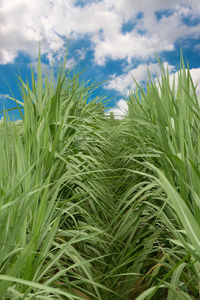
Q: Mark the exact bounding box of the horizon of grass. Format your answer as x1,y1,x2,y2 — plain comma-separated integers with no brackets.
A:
0,49,200,299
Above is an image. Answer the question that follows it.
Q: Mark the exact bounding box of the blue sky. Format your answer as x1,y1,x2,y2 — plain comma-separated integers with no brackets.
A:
0,0,200,119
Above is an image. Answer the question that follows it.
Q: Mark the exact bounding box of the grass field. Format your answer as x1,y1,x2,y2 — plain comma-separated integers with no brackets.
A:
0,50,200,299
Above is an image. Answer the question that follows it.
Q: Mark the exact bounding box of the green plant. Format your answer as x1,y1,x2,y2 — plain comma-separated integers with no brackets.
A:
0,49,199,299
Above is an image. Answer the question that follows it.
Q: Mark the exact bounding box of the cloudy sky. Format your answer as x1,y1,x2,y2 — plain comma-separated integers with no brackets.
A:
0,0,200,119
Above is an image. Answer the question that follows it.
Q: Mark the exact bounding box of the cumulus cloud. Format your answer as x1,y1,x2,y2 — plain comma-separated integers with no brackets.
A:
106,67,200,119
105,62,175,95
0,0,200,65
65,57,76,69
76,48,87,60
105,59,200,97
30,61,52,76
168,68,200,95
92,1,200,65
0,93,10,102
0,94,10,112
190,68,200,95
106,99,128,119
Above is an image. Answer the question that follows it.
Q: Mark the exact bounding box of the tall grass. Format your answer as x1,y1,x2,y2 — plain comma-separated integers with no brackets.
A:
123,57,200,299
0,50,200,299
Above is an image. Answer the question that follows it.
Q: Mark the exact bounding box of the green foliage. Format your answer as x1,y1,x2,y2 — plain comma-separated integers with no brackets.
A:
0,49,200,299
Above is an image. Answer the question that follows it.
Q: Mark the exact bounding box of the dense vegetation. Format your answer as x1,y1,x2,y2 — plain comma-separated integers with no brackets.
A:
0,50,200,299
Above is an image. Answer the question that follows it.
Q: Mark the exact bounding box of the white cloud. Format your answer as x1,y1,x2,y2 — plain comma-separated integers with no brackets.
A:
65,57,76,69
92,32,174,66
0,93,10,102
0,0,200,65
30,61,52,76
76,48,87,60
190,69,200,95
0,49,17,65
105,59,200,98
104,0,200,19
194,44,200,51
106,67,200,119
0,94,10,113
29,56,76,83
105,62,175,95
0,93,9,98
92,1,200,65
168,68,200,95
106,99,128,119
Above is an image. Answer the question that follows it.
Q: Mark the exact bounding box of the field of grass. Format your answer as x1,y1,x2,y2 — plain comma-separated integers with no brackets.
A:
0,50,200,299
